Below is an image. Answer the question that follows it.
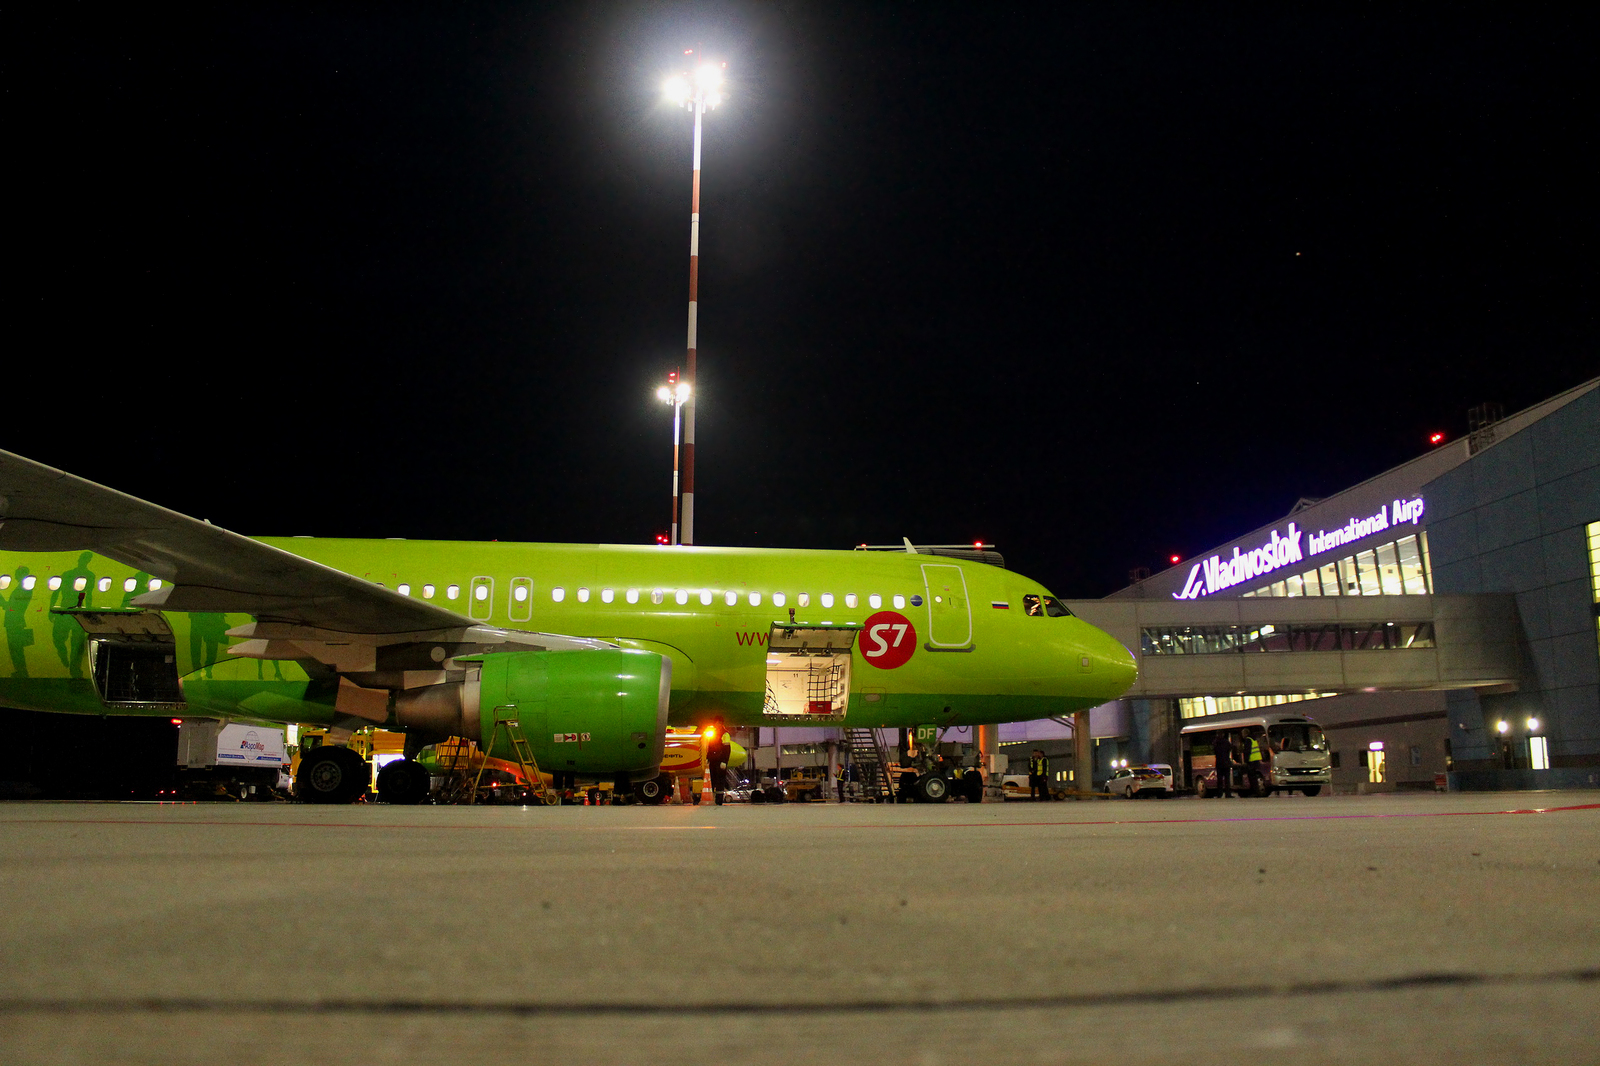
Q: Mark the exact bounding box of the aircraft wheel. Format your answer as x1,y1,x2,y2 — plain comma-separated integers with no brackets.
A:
917,774,949,803
1301,786,1322,797
376,759,430,805
297,746,366,804
634,774,668,805
961,769,984,802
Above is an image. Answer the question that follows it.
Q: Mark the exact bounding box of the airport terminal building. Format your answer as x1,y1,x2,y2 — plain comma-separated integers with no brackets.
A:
1065,377,1599,791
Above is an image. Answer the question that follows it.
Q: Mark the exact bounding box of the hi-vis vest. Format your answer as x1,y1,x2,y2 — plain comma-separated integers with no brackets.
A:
1029,755,1048,776
1248,738,1264,762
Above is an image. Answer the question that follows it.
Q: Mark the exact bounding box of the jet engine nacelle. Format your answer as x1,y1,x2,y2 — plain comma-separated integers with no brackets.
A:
394,649,670,780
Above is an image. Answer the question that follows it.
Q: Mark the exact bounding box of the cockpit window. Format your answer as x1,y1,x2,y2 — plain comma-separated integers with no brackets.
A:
1023,594,1074,617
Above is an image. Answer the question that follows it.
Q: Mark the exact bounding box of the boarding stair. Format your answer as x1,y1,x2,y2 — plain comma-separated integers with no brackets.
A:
474,710,559,806
844,727,897,803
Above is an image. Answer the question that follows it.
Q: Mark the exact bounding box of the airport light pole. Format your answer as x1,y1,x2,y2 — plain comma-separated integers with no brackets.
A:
662,56,725,546
657,373,691,545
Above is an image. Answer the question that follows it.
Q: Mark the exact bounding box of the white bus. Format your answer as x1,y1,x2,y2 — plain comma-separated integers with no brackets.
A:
1180,713,1332,797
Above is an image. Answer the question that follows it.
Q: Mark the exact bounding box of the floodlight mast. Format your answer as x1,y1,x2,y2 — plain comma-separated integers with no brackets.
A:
663,57,724,546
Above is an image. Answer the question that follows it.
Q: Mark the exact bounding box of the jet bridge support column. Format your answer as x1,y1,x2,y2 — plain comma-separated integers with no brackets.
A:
1073,710,1093,798
977,724,1000,802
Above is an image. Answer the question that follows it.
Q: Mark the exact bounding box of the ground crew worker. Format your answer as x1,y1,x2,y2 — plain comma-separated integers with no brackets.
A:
1028,748,1049,801
705,722,732,805
1244,727,1268,795
1213,731,1236,797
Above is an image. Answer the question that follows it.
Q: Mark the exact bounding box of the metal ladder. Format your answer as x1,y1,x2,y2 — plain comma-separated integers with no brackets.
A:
844,727,897,803
474,710,558,806
432,737,478,805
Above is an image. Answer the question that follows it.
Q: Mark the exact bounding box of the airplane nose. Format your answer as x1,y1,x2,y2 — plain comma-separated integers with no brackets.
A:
1086,628,1138,699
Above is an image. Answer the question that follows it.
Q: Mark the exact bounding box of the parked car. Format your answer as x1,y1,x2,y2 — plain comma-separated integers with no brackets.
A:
1107,764,1175,798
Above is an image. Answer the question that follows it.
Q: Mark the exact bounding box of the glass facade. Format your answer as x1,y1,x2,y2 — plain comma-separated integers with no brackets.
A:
1142,621,1435,656
1177,691,1334,720
1588,520,1600,662
1241,532,1432,598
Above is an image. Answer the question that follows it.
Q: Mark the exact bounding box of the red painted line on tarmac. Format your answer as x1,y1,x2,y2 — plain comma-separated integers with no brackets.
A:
3,803,1598,832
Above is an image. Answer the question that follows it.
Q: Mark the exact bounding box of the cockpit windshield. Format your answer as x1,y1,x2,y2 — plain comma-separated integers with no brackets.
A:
1270,723,1328,753
1023,594,1075,618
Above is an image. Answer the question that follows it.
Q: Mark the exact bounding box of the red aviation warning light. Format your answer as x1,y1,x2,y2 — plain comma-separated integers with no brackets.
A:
1169,554,1182,565
655,532,670,545
1429,432,1446,445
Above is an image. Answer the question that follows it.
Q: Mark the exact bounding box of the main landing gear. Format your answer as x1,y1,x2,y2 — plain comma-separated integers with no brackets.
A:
375,759,432,805
296,746,368,805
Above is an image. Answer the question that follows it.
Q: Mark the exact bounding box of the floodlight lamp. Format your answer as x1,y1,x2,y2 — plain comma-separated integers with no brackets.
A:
696,64,722,89
1496,720,1510,734
663,76,690,104
656,385,672,402
675,382,691,402
1526,717,1540,732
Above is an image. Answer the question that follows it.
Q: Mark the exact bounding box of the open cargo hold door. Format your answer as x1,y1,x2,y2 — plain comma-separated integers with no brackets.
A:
762,622,858,718
53,606,183,707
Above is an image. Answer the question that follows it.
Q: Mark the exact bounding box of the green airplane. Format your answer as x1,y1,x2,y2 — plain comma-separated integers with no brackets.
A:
0,449,1136,803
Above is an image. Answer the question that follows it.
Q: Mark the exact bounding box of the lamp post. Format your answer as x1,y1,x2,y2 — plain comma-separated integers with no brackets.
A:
656,373,690,545
662,56,725,546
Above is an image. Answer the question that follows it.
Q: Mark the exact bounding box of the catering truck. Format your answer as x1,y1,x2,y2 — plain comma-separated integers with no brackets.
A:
176,719,288,799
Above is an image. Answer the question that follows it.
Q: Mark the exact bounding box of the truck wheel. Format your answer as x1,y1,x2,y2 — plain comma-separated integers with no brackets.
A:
917,774,949,803
376,759,429,805
297,746,366,804
1194,777,1211,799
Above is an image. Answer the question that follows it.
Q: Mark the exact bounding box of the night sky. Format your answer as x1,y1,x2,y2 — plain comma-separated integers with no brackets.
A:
17,4,1596,597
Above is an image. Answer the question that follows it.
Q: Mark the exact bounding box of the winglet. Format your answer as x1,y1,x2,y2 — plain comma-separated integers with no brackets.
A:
903,537,917,554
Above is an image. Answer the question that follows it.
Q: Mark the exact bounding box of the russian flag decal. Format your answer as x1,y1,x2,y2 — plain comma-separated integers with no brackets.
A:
991,601,1010,609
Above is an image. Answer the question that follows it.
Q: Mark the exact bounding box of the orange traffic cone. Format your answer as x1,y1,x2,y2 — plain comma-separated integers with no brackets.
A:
701,774,715,806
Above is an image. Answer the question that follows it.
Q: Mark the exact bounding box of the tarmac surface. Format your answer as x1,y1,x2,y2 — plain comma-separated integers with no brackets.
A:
1,791,1597,1065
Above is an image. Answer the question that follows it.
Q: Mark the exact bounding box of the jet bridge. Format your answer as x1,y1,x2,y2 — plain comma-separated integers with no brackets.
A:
1064,593,1524,700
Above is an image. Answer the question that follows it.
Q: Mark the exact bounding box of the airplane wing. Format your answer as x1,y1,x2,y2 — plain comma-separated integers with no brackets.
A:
0,448,598,647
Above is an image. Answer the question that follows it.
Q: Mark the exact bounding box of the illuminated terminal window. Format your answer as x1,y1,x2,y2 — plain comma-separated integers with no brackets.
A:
1241,532,1432,599
1142,621,1434,656
1589,521,1600,662
1178,691,1335,720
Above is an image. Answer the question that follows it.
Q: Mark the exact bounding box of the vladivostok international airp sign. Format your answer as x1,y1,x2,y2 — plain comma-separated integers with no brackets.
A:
858,611,916,669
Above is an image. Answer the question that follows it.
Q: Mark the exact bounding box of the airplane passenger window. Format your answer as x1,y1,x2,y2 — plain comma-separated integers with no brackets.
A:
798,593,810,607
423,584,436,599
821,593,835,608
74,577,88,592
893,595,905,609
724,590,738,606
675,590,689,605
651,589,664,604
148,579,162,591
627,588,641,604
869,594,882,609
601,588,615,603
700,589,712,605
398,584,411,596
513,586,528,602
24,577,38,591
48,577,62,591
0,576,10,590
749,592,762,606
845,594,858,608
773,593,787,606
97,578,111,593
578,588,591,603
446,585,460,600
552,587,566,602
124,578,137,592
